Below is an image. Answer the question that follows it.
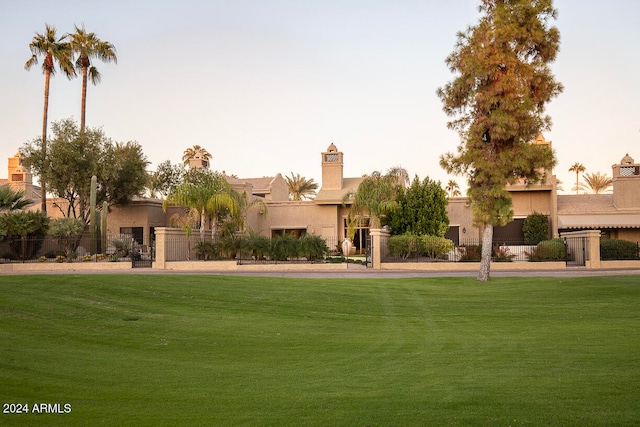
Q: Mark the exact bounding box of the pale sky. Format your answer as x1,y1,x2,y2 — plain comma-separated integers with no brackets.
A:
1,0,639,194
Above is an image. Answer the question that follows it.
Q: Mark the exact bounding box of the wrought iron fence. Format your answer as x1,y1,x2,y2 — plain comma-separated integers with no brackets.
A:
381,235,544,263
0,233,147,264
162,234,345,264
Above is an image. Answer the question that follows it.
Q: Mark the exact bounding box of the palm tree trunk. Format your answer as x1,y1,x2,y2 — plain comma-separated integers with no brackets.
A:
200,209,206,242
80,66,88,131
40,70,51,213
477,224,493,281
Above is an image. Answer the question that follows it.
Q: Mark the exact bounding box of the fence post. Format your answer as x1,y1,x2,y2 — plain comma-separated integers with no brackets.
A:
154,227,168,269
369,228,390,270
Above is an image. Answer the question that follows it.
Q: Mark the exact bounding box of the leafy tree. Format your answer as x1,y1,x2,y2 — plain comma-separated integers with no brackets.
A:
285,172,319,201
67,24,117,130
574,171,612,194
568,162,586,195
342,167,409,229
147,160,185,198
21,118,149,223
523,212,549,245
0,185,33,212
385,175,449,237
48,217,85,257
182,145,212,167
24,24,75,212
438,0,562,281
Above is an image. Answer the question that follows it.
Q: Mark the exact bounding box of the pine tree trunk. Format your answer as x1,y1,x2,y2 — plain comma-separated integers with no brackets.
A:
477,224,493,281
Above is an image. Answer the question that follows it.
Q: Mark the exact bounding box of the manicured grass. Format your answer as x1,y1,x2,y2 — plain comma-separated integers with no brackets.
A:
1,274,640,426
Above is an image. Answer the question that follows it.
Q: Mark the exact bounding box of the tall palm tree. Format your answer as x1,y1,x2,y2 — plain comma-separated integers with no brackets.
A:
182,145,212,167
284,172,319,201
575,172,613,194
67,24,117,131
568,162,586,195
25,24,75,212
445,179,461,198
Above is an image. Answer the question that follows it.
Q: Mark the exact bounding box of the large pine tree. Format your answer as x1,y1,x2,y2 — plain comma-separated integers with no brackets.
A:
438,0,563,281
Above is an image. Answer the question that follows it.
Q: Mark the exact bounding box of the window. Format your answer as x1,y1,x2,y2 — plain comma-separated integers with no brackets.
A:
120,227,144,245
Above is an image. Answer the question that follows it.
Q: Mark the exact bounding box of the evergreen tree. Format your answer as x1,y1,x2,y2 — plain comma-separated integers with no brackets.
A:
385,175,449,237
438,0,563,281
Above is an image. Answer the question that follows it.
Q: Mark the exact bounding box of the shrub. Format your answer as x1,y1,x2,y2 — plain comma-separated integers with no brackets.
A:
299,235,328,261
600,239,639,260
388,234,420,259
248,235,272,260
271,234,300,261
422,236,454,260
492,244,515,262
523,212,550,245
458,244,482,262
195,242,218,260
528,238,566,261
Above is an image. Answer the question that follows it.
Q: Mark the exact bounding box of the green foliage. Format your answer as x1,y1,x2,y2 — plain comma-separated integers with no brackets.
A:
194,241,218,260
20,118,149,222
271,233,300,261
385,175,449,237
438,0,562,278
343,167,409,229
600,240,639,260
0,211,49,259
48,217,86,257
111,238,131,258
248,235,272,260
0,185,33,212
284,172,319,201
523,212,550,245
528,238,566,262
163,170,238,240
148,160,184,198
299,234,329,261
388,233,453,260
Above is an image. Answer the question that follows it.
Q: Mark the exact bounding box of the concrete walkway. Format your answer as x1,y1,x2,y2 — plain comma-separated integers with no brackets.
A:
2,264,640,279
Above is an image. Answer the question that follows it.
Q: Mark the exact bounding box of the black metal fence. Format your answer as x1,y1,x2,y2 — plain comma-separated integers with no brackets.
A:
0,234,150,264
381,236,543,263
162,234,348,264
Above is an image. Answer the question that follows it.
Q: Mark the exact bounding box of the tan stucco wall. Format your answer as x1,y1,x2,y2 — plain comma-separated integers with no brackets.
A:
247,201,346,240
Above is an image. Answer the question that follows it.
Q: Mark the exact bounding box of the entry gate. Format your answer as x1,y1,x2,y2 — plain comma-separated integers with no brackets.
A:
132,242,154,268
564,236,587,267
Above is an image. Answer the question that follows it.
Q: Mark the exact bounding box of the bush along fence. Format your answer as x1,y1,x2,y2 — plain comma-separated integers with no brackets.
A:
156,228,348,265
0,233,150,264
381,231,639,265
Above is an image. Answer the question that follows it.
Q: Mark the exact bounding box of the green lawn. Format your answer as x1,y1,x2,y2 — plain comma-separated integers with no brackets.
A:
1,274,639,426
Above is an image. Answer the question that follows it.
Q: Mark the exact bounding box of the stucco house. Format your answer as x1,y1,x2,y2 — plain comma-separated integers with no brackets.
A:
3,137,639,250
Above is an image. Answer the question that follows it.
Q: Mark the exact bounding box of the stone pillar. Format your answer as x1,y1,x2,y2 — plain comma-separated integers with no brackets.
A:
369,228,390,270
560,229,602,269
154,227,186,270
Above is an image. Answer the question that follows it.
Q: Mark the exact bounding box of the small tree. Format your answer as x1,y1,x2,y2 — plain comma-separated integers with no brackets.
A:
385,175,449,237
523,212,549,245
48,217,85,258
